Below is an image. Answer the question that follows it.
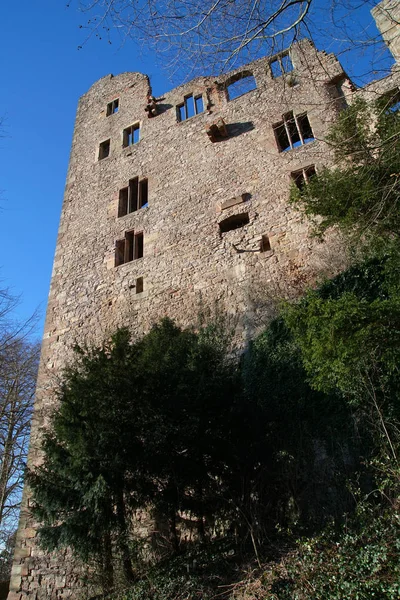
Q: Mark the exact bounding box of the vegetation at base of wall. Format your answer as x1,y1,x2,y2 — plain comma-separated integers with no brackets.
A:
29,96,400,598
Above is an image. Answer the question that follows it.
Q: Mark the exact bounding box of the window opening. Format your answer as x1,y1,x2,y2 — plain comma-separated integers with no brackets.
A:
98,139,110,160
227,74,257,101
291,165,316,189
177,94,204,121
106,99,119,116
136,277,144,294
118,177,148,217
115,231,144,266
219,212,249,234
274,112,314,152
270,52,294,78
123,124,140,147
260,235,271,252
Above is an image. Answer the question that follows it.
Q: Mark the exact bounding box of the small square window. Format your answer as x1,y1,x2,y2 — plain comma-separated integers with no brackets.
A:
123,124,140,147
177,94,204,121
260,235,271,252
98,139,110,160
291,165,316,189
106,99,119,116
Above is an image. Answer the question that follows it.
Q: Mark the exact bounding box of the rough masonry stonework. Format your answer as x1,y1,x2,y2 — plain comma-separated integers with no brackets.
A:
8,3,400,597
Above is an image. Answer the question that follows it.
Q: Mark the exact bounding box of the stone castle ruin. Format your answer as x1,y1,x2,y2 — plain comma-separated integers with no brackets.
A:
7,1,400,598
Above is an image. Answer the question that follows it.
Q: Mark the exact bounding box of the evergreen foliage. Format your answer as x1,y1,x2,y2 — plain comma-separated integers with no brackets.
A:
290,97,400,243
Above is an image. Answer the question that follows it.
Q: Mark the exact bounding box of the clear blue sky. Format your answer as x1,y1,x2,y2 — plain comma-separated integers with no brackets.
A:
0,0,393,339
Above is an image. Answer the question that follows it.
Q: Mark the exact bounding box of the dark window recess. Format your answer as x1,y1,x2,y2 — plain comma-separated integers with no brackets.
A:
136,277,144,294
227,74,257,101
98,139,110,160
106,99,119,116
219,212,250,234
260,235,271,252
274,112,314,152
118,177,148,217
291,165,316,189
123,124,140,147
177,94,204,121
270,52,294,78
115,231,144,266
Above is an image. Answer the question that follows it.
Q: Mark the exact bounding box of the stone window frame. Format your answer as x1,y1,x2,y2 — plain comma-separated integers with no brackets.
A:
269,51,294,78
273,111,315,152
122,123,141,147
118,177,149,217
291,165,316,189
115,230,144,267
98,139,111,161
177,94,204,121
225,71,257,102
106,98,119,116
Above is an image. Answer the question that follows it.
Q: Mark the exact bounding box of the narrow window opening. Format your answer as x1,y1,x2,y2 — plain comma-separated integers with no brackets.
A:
106,99,119,116
129,177,139,213
260,235,271,252
219,212,250,234
115,231,144,266
227,74,257,101
274,111,314,152
118,187,129,217
135,232,144,259
139,178,148,208
291,165,316,189
98,139,110,160
270,52,294,78
177,94,204,121
136,277,144,294
123,124,140,147
115,239,125,267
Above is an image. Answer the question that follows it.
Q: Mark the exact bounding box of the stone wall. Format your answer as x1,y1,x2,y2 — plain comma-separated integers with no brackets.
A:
8,34,400,599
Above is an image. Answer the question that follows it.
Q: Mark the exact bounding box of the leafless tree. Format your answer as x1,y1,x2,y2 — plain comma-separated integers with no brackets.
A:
0,290,39,569
73,0,391,80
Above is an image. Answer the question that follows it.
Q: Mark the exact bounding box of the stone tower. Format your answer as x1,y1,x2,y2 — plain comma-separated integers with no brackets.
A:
372,0,400,64
7,22,400,600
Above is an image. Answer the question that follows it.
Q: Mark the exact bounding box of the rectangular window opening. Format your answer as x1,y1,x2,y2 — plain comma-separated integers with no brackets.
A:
291,165,316,189
136,277,144,294
219,212,250,234
270,52,294,78
227,74,257,101
177,94,204,121
274,111,314,152
260,235,271,252
118,187,129,217
117,177,148,217
139,178,148,208
115,231,144,266
135,232,144,259
98,139,110,160
123,124,140,147
106,99,119,116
